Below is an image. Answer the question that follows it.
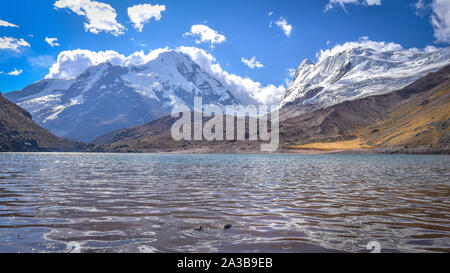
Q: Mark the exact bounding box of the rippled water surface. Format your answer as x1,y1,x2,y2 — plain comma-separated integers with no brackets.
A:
0,153,449,253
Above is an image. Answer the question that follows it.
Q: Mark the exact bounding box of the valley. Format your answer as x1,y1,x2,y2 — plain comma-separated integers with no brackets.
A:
1,46,450,154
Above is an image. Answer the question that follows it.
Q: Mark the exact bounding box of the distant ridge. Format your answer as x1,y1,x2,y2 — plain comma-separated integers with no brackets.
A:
5,50,238,142
91,65,450,154
281,64,450,153
0,93,89,152
280,45,450,117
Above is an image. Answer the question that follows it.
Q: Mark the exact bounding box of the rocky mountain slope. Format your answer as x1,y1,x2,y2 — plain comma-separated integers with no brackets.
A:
5,50,238,142
0,93,88,152
92,65,450,154
282,64,450,153
91,114,266,153
280,44,450,119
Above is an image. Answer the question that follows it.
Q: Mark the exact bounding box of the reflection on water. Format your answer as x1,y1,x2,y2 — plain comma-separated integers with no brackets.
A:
0,153,448,253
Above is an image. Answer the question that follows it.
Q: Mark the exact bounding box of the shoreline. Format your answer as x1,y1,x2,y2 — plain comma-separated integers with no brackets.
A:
1,146,449,155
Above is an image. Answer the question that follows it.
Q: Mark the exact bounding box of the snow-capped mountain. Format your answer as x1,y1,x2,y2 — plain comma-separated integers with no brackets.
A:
281,45,450,111
5,51,238,142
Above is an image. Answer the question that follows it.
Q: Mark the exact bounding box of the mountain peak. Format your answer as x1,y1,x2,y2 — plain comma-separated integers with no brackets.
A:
4,50,239,142
299,59,314,67
281,46,450,112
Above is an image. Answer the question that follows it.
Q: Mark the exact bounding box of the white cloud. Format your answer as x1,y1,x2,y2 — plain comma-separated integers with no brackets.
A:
325,0,381,12
315,36,440,64
287,68,297,78
0,19,19,28
3,69,23,76
45,37,60,47
285,68,297,86
28,55,56,68
415,0,426,11
241,56,264,69
177,46,285,105
0,37,30,52
46,48,169,79
128,3,166,32
366,0,381,5
45,47,285,105
431,0,450,44
183,25,226,47
316,36,403,61
271,17,292,37
54,0,125,36
412,0,450,44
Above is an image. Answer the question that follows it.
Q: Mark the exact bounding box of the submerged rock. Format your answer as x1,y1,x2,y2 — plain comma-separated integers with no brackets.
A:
194,226,204,232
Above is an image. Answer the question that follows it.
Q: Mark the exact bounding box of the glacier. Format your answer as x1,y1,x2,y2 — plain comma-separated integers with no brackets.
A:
5,41,450,142
280,44,450,114
5,50,238,142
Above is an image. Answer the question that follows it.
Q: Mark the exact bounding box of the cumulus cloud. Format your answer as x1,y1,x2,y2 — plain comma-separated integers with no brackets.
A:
325,0,381,12
45,37,60,47
128,3,166,32
0,19,19,28
270,17,292,37
45,47,285,105
431,0,450,44
0,37,30,52
177,46,285,105
412,0,450,44
183,25,226,47
54,0,125,36
3,69,23,76
45,48,169,79
241,56,264,69
315,36,440,63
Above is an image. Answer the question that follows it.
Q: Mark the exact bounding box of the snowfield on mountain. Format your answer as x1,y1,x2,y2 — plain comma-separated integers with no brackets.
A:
5,40,450,142
5,51,238,142
281,40,450,112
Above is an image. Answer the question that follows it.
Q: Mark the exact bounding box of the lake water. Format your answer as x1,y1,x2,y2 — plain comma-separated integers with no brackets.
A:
0,153,449,253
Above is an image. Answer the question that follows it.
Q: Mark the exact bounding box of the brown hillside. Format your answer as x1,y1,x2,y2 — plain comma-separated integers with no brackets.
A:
283,64,450,153
93,65,450,154
0,93,89,152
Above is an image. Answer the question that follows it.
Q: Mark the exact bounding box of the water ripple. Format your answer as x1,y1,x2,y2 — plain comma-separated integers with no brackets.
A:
0,153,449,253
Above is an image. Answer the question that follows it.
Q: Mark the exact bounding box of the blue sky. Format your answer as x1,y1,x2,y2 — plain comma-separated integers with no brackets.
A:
0,0,448,95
